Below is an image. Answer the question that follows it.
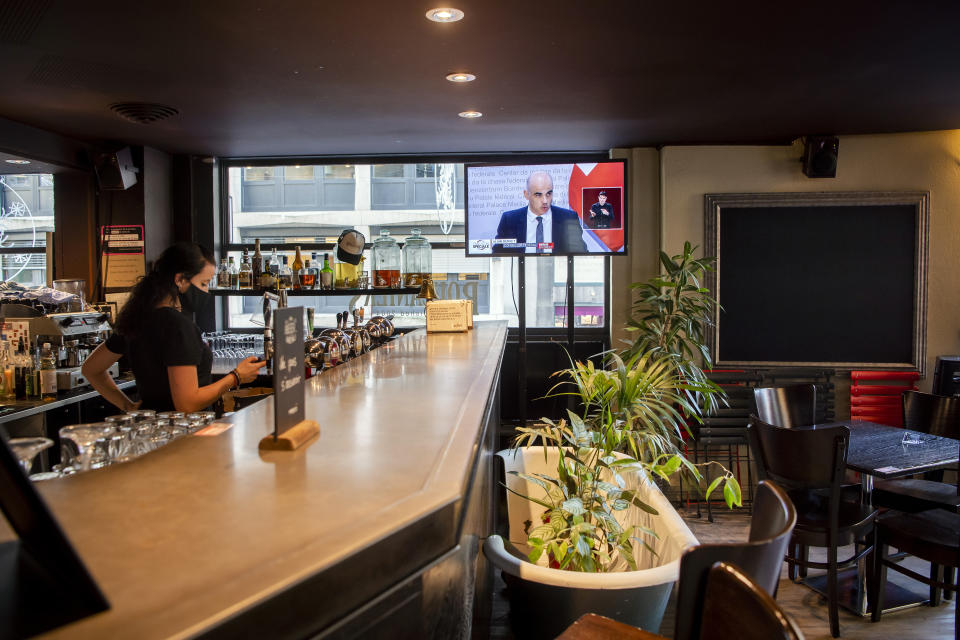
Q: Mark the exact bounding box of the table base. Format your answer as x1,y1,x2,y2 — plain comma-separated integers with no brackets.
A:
802,567,929,617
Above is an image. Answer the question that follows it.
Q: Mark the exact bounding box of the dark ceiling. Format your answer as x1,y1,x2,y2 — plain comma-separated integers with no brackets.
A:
0,0,959,159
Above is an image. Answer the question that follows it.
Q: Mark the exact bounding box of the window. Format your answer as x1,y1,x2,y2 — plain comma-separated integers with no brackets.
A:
324,165,354,179
372,165,404,178
220,162,605,331
0,174,54,283
243,167,275,181
284,166,314,181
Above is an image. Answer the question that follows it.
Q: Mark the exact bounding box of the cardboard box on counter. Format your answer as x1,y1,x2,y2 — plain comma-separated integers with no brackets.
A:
426,299,471,333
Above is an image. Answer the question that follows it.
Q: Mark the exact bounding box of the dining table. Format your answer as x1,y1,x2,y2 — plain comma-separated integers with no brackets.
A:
804,419,959,616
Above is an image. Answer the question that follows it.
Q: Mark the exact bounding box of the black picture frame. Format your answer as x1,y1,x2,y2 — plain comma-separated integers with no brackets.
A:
704,191,930,374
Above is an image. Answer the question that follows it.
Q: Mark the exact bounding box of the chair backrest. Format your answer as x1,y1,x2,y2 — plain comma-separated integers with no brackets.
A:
673,481,797,640
698,562,805,640
747,415,849,492
753,384,817,428
903,390,960,439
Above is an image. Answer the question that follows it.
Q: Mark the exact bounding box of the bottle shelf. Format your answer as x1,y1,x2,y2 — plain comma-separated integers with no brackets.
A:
210,287,421,297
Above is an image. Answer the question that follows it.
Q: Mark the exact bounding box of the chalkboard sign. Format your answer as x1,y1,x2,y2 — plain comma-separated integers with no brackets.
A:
704,192,929,373
272,306,305,437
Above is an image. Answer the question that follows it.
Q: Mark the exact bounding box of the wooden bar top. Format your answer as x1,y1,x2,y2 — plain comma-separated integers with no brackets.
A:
28,323,507,639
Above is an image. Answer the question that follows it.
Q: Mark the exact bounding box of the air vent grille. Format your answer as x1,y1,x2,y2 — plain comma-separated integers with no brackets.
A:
0,0,51,44
109,102,179,125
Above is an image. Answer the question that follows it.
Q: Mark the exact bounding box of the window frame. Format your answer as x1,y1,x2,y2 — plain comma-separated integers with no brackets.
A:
216,153,610,338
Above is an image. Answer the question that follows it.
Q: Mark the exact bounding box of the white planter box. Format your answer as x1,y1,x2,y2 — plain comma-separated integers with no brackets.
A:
483,447,698,638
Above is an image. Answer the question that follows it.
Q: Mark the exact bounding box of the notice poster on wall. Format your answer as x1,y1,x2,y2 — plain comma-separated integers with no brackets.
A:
100,225,145,289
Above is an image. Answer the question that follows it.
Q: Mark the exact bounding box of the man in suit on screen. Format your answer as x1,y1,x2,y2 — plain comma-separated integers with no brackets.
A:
493,171,587,254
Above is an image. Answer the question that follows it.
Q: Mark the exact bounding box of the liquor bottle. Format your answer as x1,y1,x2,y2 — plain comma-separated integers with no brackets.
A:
39,343,57,399
24,351,34,398
260,248,279,290
291,246,304,290
0,341,10,400
251,239,264,290
14,337,26,400
227,257,239,289
238,249,253,289
300,259,317,289
216,258,231,288
277,255,293,289
321,253,334,290
28,345,40,398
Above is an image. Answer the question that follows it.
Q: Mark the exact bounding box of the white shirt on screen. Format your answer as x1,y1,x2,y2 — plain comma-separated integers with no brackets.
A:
526,207,552,254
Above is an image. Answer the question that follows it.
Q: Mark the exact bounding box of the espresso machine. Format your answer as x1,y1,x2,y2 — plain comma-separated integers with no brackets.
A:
0,310,118,390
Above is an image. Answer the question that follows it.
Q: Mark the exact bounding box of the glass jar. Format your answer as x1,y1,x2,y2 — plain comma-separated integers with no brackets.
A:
371,230,401,288
402,228,432,287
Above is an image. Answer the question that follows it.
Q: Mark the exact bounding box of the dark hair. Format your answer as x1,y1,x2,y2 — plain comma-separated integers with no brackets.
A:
598,191,607,197
115,242,214,337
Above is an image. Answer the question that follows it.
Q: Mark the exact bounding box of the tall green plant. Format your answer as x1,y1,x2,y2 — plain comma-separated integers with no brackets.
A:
623,241,724,416
543,350,715,463
510,352,742,573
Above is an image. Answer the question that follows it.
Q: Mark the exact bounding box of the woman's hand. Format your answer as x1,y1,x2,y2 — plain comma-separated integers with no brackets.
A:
123,398,142,412
235,356,267,383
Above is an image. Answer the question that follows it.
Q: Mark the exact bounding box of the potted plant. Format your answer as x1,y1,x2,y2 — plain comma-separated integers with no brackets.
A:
484,353,740,638
623,241,723,416
483,243,741,638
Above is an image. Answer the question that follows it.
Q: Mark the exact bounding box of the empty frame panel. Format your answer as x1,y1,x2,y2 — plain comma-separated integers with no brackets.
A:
704,192,928,373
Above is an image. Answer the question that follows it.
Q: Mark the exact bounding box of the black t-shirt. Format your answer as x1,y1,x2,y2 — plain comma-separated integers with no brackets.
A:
106,307,213,411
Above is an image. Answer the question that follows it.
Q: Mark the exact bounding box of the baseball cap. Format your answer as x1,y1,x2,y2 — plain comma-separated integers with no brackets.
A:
336,229,366,265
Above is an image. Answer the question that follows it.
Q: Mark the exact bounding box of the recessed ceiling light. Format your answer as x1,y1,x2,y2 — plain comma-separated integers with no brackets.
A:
4,159,30,165
458,110,482,119
426,7,464,22
446,72,476,83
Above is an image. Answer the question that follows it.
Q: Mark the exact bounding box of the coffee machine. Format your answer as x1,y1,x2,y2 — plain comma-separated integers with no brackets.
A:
0,310,118,390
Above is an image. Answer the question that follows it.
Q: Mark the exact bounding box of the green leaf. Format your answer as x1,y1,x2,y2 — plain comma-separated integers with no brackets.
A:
528,524,556,541
562,497,585,516
704,475,723,500
528,546,544,564
723,476,743,508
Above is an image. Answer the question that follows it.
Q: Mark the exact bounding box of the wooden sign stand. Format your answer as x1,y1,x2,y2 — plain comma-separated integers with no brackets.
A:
258,306,318,452
258,420,320,451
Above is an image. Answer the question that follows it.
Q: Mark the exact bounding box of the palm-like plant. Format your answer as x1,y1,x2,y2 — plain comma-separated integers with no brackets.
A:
510,352,741,573
623,241,724,417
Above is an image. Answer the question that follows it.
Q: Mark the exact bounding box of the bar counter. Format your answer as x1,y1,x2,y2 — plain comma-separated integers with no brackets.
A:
33,322,507,639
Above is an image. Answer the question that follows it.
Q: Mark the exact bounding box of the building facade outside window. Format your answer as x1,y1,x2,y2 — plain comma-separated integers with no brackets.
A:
222,163,605,331
0,174,54,285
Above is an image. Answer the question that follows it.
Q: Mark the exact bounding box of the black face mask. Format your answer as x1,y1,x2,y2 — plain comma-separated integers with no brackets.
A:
179,283,210,314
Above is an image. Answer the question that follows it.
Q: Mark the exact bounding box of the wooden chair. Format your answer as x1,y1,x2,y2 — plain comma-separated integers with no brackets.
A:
870,508,959,640
753,384,822,581
700,562,805,640
557,562,805,640
754,384,817,428
748,415,878,637
872,391,960,514
673,480,797,640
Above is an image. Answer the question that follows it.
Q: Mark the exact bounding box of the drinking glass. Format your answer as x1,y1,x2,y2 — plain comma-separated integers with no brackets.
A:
8,437,53,474
59,423,114,472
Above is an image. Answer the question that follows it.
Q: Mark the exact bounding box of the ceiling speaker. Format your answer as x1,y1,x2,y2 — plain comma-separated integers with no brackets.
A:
802,136,839,178
94,147,138,190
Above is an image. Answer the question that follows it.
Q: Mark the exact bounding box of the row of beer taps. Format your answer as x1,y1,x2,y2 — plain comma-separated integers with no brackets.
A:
304,307,396,370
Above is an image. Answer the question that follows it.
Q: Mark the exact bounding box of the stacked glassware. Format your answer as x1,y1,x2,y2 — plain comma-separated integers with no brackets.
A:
17,410,218,480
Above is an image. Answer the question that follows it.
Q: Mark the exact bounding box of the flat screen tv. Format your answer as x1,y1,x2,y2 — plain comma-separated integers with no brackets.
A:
464,160,627,256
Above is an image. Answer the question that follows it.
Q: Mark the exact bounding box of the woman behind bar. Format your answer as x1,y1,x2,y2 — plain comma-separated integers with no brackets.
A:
83,242,265,412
